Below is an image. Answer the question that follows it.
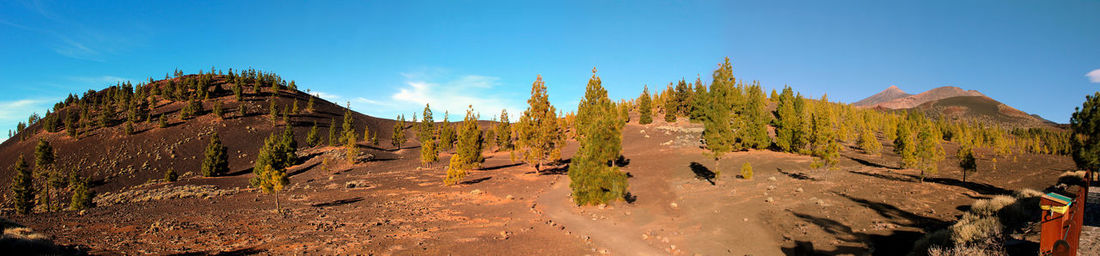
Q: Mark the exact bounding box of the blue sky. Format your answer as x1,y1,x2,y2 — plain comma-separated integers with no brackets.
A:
1,0,1099,140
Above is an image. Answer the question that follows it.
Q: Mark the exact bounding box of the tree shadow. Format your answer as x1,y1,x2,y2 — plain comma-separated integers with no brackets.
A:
225,167,254,177
778,168,818,181
624,192,637,203
689,162,715,185
844,155,900,170
460,176,492,185
287,161,321,177
613,156,630,167
480,162,522,171
849,169,913,183
839,194,946,229
532,165,568,175
851,169,1014,196
309,197,363,208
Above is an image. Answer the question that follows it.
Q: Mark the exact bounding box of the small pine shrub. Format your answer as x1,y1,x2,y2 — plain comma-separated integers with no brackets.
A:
164,168,178,182
740,162,753,180
69,176,95,210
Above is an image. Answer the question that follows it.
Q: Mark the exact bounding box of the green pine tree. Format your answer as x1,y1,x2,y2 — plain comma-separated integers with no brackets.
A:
392,115,407,149
516,75,564,173
445,106,484,185
9,155,35,214
569,68,628,205
201,133,229,177
703,58,736,179
638,85,654,125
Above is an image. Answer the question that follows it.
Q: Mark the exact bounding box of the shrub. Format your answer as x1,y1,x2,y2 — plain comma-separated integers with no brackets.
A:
68,175,94,210
740,162,753,180
164,168,178,182
200,133,229,177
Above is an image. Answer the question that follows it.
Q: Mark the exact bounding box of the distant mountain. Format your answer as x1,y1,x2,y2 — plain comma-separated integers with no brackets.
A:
862,86,985,109
852,85,911,107
853,85,1057,128
912,95,1056,128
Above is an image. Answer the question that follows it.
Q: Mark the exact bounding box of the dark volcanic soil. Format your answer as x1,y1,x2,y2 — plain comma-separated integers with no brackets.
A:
0,80,1076,255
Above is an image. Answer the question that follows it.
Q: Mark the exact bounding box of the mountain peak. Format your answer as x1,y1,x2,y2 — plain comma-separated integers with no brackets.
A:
852,85,912,107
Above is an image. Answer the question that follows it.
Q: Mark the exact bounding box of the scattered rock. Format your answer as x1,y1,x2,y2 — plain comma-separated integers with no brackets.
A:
669,202,678,209
768,176,777,181
796,187,804,193
470,189,483,195
765,197,774,203
505,195,514,200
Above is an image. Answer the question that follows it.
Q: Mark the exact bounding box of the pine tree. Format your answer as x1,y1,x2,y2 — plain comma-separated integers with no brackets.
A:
959,146,977,183
124,120,134,135
363,127,372,147
689,78,708,122
392,115,407,149
158,114,168,128
164,168,178,182
703,58,736,179
341,102,355,142
439,112,456,151
638,85,654,125
34,139,55,212
292,100,300,114
741,82,770,149
809,95,840,171
895,115,919,169
213,101,224,119
201,133,229,177
9,154,34,214
328,118,338,146
858,119,881,155
1070,92,1100,172
775,86,801,152
663,83,678,123
676,79,692,116
915,118,945,182
496,109,513,151
69,175,94,210
419,104,438,166
516,75,565,173
307,121,320,147
254,164,288,214
618,101,630,124
569,68,628,205
740,162,753,180
306,96,315,113
346,130,359,164
445,106,484,185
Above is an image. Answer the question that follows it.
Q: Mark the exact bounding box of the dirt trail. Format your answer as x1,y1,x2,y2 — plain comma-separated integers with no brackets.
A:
536,177,665,256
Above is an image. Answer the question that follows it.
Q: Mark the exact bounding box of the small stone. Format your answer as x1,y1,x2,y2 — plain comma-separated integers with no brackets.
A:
743,218,749,222
597,204,606,209
499,231,510,240
796,187,804,192
765,197,774,203
471,189,483,195
642,234,649,240
506,195,514,200
767,185,776,190
768,176,777,181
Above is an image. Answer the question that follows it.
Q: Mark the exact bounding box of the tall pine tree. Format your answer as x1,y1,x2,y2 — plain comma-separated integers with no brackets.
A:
445,106,484,185
516,75,564,173
638,85,654,125
703,58,736,179
570,68,628,205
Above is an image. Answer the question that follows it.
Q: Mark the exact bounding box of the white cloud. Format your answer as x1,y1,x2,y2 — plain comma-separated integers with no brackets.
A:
69,75,132,85
354,72,522,120
1087,69,1100,83
0,98,58,140
312,91,342,101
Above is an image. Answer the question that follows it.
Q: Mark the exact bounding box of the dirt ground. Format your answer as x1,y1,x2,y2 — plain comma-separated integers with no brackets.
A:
7,117,1075,255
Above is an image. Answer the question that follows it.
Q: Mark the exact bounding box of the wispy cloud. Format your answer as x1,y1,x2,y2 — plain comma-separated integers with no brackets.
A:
312,91,342,101
1087,69,1100,83
353,71,523,120
0,98,58,140
69,75,132,85
0,2,139,61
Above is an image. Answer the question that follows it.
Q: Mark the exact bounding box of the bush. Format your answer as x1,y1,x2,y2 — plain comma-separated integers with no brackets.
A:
164,168,178,182
68,176,95,210
740,162,753,180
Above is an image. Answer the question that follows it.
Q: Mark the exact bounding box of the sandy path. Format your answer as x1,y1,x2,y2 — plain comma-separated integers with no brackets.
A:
536,177,666,256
